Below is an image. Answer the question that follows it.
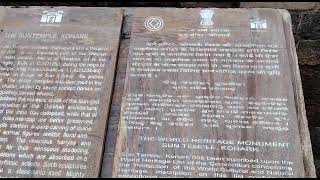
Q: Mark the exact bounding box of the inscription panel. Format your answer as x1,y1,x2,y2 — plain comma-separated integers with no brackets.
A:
0,7,123,177
111,8,305,178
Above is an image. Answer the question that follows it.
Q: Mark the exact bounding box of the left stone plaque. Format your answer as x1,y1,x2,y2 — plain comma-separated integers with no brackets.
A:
0,7,123,177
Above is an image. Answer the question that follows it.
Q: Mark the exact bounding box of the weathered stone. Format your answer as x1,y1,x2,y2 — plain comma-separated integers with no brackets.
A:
311,127,320,180
108,2,180,7
101,38,131,178
313,157,320,177
294,35,300,45
288,10,301,35
240,2,319,10
0,7,123,178
298,11,320,40
299,65,320,127
180,2,237,8
120,8,135,39
0,2,90,6
310,127,320,157
107,8,315,178
297,40,320,65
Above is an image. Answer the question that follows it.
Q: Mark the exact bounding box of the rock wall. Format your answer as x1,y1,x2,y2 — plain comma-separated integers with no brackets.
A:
238,3,320,175
1,1,319,176
293,10,320,177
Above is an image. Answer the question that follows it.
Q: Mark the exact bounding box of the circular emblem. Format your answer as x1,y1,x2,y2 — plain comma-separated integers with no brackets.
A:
144,16,164,31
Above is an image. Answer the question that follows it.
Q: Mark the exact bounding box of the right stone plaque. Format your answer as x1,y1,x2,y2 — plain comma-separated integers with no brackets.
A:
112,8,309,178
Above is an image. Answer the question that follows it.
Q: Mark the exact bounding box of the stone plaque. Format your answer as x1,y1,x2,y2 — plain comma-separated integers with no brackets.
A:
111,8,312,178
0,7,122,177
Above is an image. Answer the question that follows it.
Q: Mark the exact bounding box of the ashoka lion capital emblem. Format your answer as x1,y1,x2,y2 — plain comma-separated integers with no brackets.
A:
200,9,214,27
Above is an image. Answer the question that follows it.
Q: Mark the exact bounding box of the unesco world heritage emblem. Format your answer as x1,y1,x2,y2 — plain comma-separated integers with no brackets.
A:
200,9,214,27
40,11,64,23
144,16,164,31
250,19,267,29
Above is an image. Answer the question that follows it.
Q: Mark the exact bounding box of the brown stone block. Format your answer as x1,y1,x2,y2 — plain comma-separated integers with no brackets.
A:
299,65,320,127
297,40,320,65
288,10,301,35
240,2,319,10
180,2,236,8
298,11,320,40
0,7,123,178
107,8,315,178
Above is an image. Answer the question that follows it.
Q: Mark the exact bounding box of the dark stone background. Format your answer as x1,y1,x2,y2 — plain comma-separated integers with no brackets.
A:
1,1,319,176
